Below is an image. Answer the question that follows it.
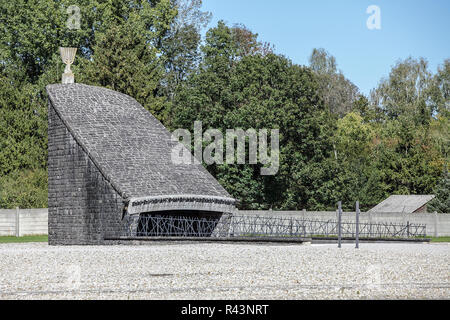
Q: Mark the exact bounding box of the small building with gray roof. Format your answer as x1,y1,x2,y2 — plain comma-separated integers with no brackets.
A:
368,195,435,213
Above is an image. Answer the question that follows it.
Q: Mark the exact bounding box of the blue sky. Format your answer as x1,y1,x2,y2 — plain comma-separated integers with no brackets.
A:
201,0,450,96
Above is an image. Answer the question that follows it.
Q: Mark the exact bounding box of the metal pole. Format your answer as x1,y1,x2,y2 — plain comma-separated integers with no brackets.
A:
15,207,20,237
407,221,410,238
434,211,438,238
355,201,360,249
289,217,293,236
338,201,342,248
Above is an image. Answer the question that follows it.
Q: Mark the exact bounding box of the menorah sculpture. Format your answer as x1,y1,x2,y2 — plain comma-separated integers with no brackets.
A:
59,47,77,84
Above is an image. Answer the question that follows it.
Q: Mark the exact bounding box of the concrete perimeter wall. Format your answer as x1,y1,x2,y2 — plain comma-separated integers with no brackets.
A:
1,208,449,237
0,208,48,236
239,210,450,237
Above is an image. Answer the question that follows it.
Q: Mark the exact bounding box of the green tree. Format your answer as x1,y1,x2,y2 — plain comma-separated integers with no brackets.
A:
78,0,177,121
0,75,48,177
364,120,443,199
366,57,447,206
172,22,333,210
0,0,178,207
0,0,105,82
427,167,450,213
332,112,375,208
0,73,50,208
429,115,449,161
432,59,450,118
157,0,213,123
0,169,48,209
309,48,359,117
370,57,436,124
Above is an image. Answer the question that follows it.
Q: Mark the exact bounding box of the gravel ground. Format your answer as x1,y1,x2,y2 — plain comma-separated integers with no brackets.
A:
0,242,449,300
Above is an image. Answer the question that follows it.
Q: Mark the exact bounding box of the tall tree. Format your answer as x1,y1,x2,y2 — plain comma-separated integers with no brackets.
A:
159,0,212,105
309,48,359,117
79,0,177,120
0,0,178,207
172,22,333,210
427,167,450,213
370,57,436,124
0,0,109,83
230,24,274,58
432,59,450,118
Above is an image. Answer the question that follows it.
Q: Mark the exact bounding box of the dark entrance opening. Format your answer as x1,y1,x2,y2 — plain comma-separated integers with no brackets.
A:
136,211,223,237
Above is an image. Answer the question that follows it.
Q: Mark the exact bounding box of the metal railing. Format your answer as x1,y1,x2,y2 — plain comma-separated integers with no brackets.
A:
120,214,426,239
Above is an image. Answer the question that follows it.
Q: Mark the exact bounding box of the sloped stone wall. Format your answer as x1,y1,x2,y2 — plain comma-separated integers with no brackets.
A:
48,103,125,245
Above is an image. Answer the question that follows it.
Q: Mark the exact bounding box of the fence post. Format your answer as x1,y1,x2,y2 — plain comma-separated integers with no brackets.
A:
355,201,360,249
434,211,438,237
15,207,20,237
406,221,410,238
338,201,342,248
289,217,293,236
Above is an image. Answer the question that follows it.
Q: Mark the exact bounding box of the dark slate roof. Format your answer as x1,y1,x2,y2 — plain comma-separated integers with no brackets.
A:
47,83,236,215
368,195,435,213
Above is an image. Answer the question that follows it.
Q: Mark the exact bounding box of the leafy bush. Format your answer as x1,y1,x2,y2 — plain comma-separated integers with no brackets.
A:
0,169,48,209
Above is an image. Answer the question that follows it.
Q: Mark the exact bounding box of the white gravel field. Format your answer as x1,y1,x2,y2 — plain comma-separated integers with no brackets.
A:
0,242,448,300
